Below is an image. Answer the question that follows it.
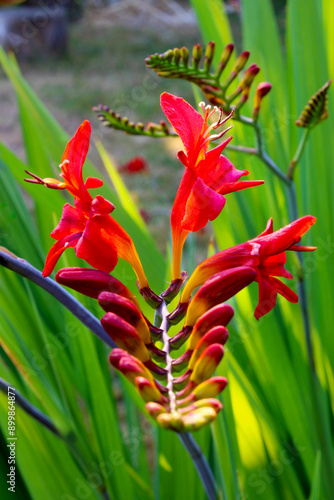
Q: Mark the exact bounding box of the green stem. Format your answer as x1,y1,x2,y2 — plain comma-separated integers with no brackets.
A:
0,378,111,500
0,249,116,349
287,129,310,180
0,377,60,437
225,144,257,155
287,183,315,374
178,432,218,500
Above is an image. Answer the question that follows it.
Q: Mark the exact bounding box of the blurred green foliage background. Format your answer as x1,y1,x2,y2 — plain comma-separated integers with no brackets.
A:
0,1,333,499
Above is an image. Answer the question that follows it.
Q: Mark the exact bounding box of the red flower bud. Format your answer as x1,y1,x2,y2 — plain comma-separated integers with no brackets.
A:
56,267,140,306
184,267,256,326
188,326,229,370
98,291,151,344
190,344,225,385
135,377,165,403
188,304,234,349
145,402,168,419
102,313,150,362
181,407,217,431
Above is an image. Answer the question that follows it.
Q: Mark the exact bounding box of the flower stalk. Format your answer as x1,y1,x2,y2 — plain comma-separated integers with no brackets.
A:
0,249,116,349
0,377,61,437
287,128,311,180
154,301,218,500
155,299,176,412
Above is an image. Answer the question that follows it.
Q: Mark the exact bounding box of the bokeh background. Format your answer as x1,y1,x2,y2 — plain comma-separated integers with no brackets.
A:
0,1,333,499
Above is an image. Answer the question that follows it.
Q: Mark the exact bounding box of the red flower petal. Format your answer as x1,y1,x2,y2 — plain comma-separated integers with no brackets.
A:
258,218,274,237
260,253,293,279
75,217,118,273
269,277,298,303
171,168,196,232
256,216,316,256
254,275,277,320
182,177,226,232
42,232,81,277
161,92,207,163
50,203,86,241
60,120,92,201
84,177,104,189
90,195,115,217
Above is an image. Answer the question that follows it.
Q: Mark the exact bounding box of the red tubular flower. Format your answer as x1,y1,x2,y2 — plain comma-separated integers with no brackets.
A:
184,266,257,327
25,121,148,288
181,216,316,320
160,92,264,279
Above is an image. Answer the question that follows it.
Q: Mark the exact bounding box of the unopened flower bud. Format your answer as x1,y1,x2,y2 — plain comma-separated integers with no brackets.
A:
252,82,272,120
55,267,140,306
98,291,151,344
181,407,217,431
188,304,234,349
177,377,228,406
109,349,155,384
184,267,256,327
180,46,189,67
101,313,150,362
227,64,260,103
188,326,228,370
135,377,165,403
145,402,167,419
216,43,234,79
173,47,181,65
203,41,215,72
239,64,260,90
192,376,228,400
157,411,183,431
232,51,250,74
190,344,224,385
192,43,202,68
178,398,223,415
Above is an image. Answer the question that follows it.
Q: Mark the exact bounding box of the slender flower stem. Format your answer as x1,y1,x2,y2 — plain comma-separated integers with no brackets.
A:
0,378,112,500
178,433,218,500
287,183,315,373
287,129,310,180
157,300,176,412
0,377,61,437
225,144,257,154
0,249,116,349
154,298,218,500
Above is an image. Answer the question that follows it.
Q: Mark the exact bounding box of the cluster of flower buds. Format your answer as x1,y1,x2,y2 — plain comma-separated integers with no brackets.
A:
95,42,273,138
145,41,272,120
26,89,316,432
55,266,257,431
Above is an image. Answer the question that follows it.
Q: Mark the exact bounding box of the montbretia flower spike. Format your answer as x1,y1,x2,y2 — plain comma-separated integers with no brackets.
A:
160,92,264,279
26,85,317,433
25,121,148,288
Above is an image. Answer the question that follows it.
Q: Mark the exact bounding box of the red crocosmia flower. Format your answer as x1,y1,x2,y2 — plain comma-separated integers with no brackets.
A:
160,92,264,279
181,216,316,319
118,156,149,174
25,121,148,288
